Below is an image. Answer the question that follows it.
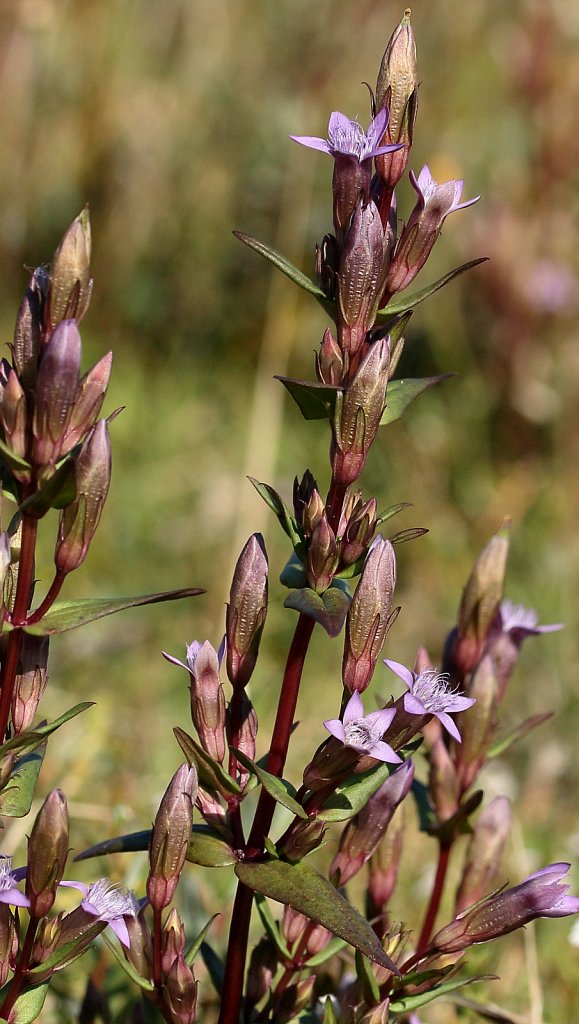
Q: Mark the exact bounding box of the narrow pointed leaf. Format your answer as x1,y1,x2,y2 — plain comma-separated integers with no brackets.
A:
317,762,393,822
174,726,241,797
200,941,225,996
101,932,155,991
26,922,106,977
234,231,331,309
284,587,350,637
487,712,553,760
0,702,92,760
0,742,46,817
18,457,76,517
0,437,31,474
375,258,488,321
185,914,220,967
75,828,152,861
355,948,380,1004
230,747,308,819
21,588,204,635
249,478,304,553
186,830,237,868
381,375,453,427
255,894,292,960
376,502,412,526
450,994,529,1023
304,935,348,967
390,973,496,1013
390,527,429,545
235,858,398,972
276,377,341,421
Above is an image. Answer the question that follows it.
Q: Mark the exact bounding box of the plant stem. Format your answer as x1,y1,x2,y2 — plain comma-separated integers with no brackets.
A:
415,839,452,956
0,513,38,740
0,916,38,1018
24,569,66,625
217,612,315,1024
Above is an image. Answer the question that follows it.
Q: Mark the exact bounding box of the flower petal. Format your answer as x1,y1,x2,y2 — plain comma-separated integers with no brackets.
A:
290,134,332,154
343,691,364,725
384,658,415,689
324,718,346,742
368,741,402,764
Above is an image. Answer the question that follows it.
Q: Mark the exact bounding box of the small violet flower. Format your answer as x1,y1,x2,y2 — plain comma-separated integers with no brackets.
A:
0,855,29,908
291,109,400,164
384,659,475,743
324,691,401,763
163,636,226,675
409,163,479,219
62,878,139,948
498,599,563,641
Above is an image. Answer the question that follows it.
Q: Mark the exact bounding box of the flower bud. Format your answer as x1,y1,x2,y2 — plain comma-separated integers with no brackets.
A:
0,904,17,987
163,954,198,1024
123,908,153,980
26,788,69,917
31,913,62,967
337,200,389,357
429,733,460,822
455,797,512,915
45,207,92,335
276,976,316,1022
330,761,413,885
331,338,390,485
277,817,326,862
54,419,112,573
32,319,82,468
292,470,319,529
187,641,226,763
0,369,28,462
246,936,279,1006
228,691,258,790
367,805,405,916
375,10,418,190
226,534,268,689
342,537,396,692
147,764,197,911
357,998,391,1024
316,327,344,386
11,634,49,734
306,512,339,592
453,655,499,792
161,907,186,975
61,351,113,454
341,496,377,567
315,233,340,302
12,271,45,388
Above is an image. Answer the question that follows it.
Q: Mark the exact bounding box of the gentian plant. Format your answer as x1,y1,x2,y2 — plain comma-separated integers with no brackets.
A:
0,9,573,1023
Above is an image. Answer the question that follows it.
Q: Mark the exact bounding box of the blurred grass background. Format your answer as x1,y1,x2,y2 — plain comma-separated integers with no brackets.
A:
0,0,578,1019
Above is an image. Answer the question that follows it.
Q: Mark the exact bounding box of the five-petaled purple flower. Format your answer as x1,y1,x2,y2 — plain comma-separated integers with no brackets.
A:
324,691,401,763
384,659,475,742
62,878,139,948
498,599,562,640
291,109,400,163
432,863,579,953
409,164,479,219
0,855,29,908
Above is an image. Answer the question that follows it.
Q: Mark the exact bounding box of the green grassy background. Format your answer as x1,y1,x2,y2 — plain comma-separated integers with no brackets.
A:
0,0,578,1019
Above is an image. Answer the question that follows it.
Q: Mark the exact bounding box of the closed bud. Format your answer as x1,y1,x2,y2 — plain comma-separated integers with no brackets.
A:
161,908,186,975
375,10,418,190
331,761,413,885
278,817,326,862
246,936,279,1005
32,319,82,467
11,634,49,734
429,733,460,822
338,201,389,357
186,641,226,762
342,537,396,692
26,789,69,917
124,909,153,980
293,470,318,528
54,419,112,573
357,998,390,1024
455,797,512,915
454,655,499,791
226,534,268,688
31,913,62,967
276,975,315,1022
228,691,258,790
61,351,113,453
341,496,377,567
316,327,344,386
331,339,390,486
147,763,197,911
163,954,198,1024
45,207,92,335
0,369,28,462
282,905,308,948
12,271,45,388
306,512,339,593
368,805,405,915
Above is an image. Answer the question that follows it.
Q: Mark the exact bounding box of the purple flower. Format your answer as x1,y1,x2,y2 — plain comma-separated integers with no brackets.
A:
384,659,475,742
291,109,400,163
409,164,479,218
498,599,562,640
163,636,226,675
62,878,139,948
324,691,401,763
433,863,579,953
0,855,30,908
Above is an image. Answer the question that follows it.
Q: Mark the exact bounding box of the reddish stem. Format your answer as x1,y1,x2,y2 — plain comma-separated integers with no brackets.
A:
23,569,66,626
0,513,38,741
415,840,452,956
0,916,38,1018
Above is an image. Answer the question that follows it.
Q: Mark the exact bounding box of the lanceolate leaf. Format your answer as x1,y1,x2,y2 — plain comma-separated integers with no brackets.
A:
185,915,220,967
487,712,553,760
74,828,152,861
317,762,393,822
235,858,398,972
231,747,308,819
381,375,453,427
255,893,292,960
0,741,46,817
276,377,341,421
375,258,488,322
389,973,495,1013
284,586,351,637
249,478,304,554
18,457,76,517
101,932,155,991
0,702,92,760
174,726,241,797
234,231,332,314
186,830,237,868
19,588,204,636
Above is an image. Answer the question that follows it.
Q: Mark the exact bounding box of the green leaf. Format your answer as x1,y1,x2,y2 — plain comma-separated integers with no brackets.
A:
200,940,225,996
0,741,46,817
74,828,152,861
390,527,429,545
2,981,49,1023
304,934,348,967
284,587,351,637
101,932,155,992
487,712,553,760
375,258,488,321
174,727,241,797
376,501,412,526
185,914,220,967
27,922,106,977
276,376,341,421
390,972,495,1013
317,762,394,823
20,588,204,635
451,993,528,1022
255,893,292,960
18,458,76,517
234,858,398,973
0,702,93,760
355,948,380,1004
0,437,32,474
249,478,304,554
320,996,338,1024
230,747,308,819
186,829,237,868
280,554,308,590
233,232,331,310
381,375,453,427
